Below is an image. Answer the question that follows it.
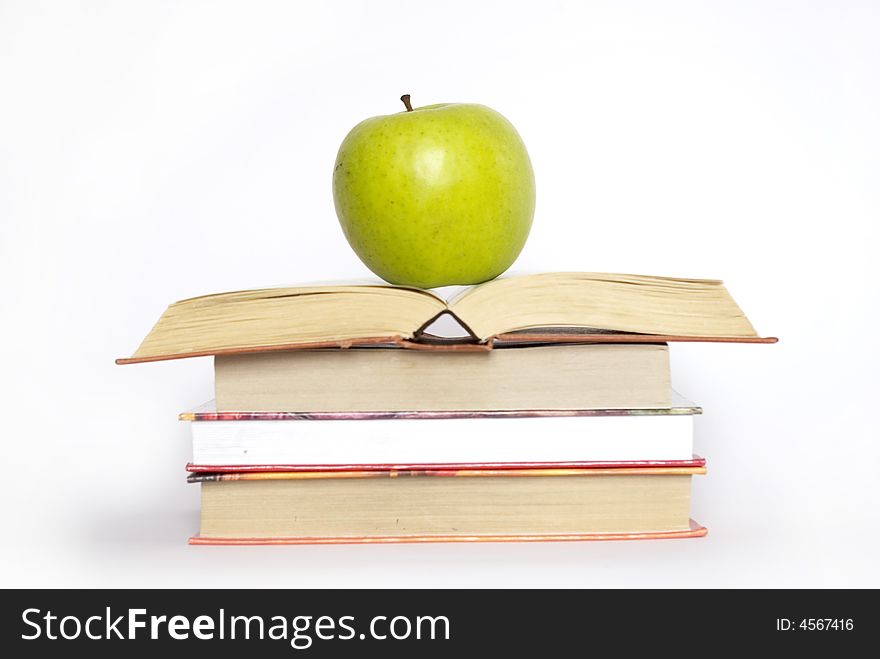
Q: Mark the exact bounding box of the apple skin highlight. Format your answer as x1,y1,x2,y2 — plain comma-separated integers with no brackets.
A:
332,99,535,289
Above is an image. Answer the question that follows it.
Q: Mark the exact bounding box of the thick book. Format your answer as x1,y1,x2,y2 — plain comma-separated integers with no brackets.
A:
117,272,775,364
212,343,671,412
189,466,707,545
183,396,701,471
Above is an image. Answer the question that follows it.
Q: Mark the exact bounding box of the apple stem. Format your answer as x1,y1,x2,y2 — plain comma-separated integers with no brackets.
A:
400,94,413,112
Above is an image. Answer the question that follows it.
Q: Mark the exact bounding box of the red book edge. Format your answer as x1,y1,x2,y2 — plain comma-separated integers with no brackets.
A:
117,333,778,365
189,519,707,545
180,407,701,421
188,465,706,483
186,456,706,475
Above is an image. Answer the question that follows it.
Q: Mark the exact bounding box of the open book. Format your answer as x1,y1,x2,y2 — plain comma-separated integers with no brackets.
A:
118,272,775,364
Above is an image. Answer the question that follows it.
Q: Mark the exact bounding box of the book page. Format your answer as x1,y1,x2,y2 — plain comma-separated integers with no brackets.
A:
449,272,757,340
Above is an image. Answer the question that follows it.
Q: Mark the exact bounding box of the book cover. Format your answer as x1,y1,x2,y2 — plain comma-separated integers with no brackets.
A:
186,455,707,475
179,394,702,422
190,519,708,545
188,464,707,482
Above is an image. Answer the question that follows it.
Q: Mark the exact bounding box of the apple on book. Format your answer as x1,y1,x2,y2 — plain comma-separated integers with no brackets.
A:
332,95,536,289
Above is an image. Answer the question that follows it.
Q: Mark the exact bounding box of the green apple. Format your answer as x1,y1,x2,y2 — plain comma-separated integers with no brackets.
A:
332,95,535,288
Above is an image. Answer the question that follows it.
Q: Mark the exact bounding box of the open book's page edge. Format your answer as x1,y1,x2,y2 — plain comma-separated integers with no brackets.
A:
116,336,410,365
490,332,778,345
171,281,448,307
447,272,727,306
120,285,451,364
448,272,761,340
118,332,777,364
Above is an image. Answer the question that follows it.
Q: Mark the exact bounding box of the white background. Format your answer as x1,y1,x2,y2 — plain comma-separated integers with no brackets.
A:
1,0,878,588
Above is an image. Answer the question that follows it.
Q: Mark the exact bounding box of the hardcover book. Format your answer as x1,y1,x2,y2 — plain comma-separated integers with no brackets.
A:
117,272,775,364
190,466,707,545
212,343,672,412
183,395,702,471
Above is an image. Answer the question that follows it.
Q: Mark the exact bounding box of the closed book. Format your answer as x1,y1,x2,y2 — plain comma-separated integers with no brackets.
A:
212,343,672,412
189,466,706,544
183,395,701,471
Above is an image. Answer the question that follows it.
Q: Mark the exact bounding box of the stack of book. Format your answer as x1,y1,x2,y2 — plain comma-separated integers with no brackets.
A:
119,272,774,544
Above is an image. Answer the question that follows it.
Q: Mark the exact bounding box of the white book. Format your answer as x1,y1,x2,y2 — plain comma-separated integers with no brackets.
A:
184,395,700,469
